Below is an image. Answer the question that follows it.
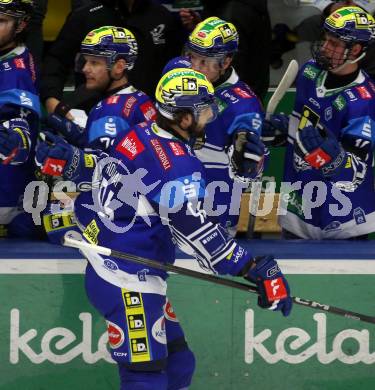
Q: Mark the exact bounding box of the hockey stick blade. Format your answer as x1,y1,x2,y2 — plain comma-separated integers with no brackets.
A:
62,232,375,324
266,59,299,119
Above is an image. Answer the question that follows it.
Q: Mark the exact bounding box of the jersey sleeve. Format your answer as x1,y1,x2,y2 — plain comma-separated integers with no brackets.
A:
147,168,253,276
333,99,375,191
225,87,264,138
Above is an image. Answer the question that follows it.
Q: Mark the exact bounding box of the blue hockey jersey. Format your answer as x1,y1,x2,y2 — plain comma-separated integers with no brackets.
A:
73,121,252,294
0,46,40,226
43,86,156,242
86,86,157,150
280,60,375,239
194,67,264,232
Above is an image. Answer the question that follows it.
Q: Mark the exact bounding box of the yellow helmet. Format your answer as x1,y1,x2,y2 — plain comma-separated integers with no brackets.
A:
325,6,375,45
155,68,217,120
186,16,239,58
79,26,138,70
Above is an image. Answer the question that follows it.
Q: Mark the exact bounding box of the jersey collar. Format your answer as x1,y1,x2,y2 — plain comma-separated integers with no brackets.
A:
151,123,176,140
315,69,366,98
214,67,239,91
0,44,25,60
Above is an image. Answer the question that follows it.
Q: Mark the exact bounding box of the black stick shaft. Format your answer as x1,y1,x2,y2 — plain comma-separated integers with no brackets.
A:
63,235,375,325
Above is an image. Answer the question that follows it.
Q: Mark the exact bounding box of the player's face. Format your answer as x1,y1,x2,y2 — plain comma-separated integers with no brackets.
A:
82,55,110,90
320,33,348,70
0,14,17,48
188,52,222,83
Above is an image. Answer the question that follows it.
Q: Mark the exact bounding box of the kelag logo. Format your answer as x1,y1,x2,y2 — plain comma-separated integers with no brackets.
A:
8,308,375,366
245,309,375,364
10,309,114,364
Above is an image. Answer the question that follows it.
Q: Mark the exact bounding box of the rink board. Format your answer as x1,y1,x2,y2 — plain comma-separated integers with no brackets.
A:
0,239,375,390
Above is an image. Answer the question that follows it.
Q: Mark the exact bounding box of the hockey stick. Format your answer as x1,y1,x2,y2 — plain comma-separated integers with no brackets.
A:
265,59,299,120
247,59,299,237
62,232,375,325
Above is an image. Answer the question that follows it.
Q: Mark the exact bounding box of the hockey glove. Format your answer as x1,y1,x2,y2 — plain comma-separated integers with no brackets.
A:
261,113,289,146
35,132,85,181
229,131,266,184
0,118,31,165
45,113,86,147
295,125,346,178
240,255,292,317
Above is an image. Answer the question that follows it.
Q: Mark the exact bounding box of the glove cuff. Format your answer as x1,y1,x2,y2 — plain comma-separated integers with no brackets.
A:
54,101,71,117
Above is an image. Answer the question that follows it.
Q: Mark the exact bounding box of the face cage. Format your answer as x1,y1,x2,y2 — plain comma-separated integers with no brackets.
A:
310,39,358,71
193,101,218,124
184,46,229,67
157,99,218,123
0,9,27,19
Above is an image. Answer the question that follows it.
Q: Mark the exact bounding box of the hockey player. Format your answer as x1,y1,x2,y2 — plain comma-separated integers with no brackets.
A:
35,68,292,389
263,6,375,239
0,0,41,238
41,26,157,243
46,25,156,150
183,17,267,235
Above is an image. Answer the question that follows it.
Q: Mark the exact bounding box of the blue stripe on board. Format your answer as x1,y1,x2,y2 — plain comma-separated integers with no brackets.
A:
0,239,375,260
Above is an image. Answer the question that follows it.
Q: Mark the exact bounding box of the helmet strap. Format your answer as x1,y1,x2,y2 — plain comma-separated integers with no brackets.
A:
330,45,366,73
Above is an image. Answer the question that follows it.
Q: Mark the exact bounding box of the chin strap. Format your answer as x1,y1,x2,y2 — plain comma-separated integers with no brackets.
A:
330,49,366,73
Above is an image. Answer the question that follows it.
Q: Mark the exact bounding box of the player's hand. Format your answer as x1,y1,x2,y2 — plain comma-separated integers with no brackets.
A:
261,113,289,146
0,118,31,165
229,131,266,183
240,255,292,317
45,113,86,147
35,131,84,180
295,125,346,178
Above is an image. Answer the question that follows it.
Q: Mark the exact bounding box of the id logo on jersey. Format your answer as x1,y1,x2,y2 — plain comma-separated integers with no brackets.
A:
116,130,145,160
298,105,320,130
131,338,148,355
123,291,142,308
128,314,145,331
49,215,64,229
